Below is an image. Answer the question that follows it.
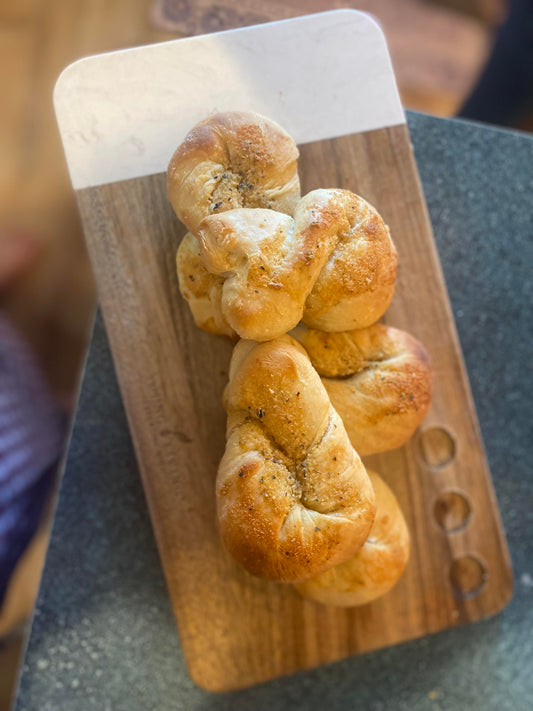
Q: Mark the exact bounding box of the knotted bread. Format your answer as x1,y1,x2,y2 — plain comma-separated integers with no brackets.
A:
291,323,432,455
295,470,409,606
196,189,397,340
217,335,376,583
168,111,301,236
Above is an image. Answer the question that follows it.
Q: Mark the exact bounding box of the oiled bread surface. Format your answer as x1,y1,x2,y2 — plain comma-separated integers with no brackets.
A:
295,470,410,606
217,336,376,582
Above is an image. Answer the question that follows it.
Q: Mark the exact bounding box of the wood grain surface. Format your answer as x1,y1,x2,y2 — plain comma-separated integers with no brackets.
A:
76,123,513,692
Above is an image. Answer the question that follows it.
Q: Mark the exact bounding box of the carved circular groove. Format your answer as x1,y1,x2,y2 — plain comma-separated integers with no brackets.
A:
434,491,471,533
450,555,488,598
419,426,456,469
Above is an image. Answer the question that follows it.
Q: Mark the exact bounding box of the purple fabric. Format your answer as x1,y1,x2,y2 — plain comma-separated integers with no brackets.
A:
0,314,65,606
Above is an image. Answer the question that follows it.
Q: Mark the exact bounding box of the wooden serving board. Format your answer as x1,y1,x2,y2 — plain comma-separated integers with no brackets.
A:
55,11,512,692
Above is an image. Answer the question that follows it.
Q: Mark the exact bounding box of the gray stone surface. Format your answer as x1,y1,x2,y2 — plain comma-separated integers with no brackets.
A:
15,113,533,711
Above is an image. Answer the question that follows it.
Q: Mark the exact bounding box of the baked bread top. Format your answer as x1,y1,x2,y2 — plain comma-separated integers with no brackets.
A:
292,323,432,455
217,336,376,582
295,469,410,606
168,111,301,236
195,189,397,340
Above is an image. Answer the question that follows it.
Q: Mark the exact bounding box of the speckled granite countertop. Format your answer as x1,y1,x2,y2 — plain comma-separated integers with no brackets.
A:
15,113,533,711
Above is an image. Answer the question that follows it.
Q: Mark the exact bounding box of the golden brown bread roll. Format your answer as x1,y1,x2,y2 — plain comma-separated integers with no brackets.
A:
167,111,301,236
301,190,397,332
176,232,235,338
291,323,432,455
295,470,409,606
196,189,397,340
217,336,376,583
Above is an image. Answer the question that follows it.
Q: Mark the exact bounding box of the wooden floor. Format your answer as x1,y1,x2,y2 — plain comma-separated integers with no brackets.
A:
0,0,498,708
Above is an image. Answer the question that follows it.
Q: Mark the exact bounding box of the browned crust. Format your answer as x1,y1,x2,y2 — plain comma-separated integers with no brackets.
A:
188,189,399,341
302,190,398,331
292,323,433,455
217,336,376,582
167,111,300,236
169,116,398,339
294,470,410,606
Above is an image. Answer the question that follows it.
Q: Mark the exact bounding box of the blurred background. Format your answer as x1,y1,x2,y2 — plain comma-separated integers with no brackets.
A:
0,0,531,708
